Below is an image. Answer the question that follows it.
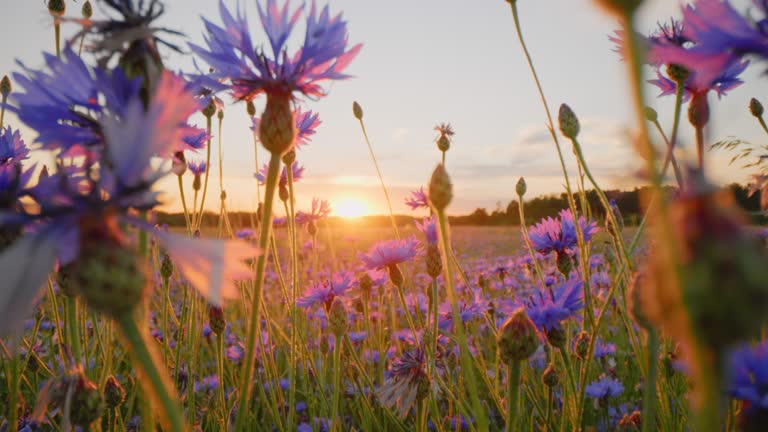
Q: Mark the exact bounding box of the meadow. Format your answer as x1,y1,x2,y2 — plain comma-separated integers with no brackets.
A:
3,0,768,431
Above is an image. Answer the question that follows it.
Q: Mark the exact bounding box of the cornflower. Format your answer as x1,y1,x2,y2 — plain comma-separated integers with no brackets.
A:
255,162,304,186
527,209,598,266
251,107,321,150
585,376,624,401
359,237,420,270
511,276,584,333
405,186,429,210
726,340,768,427
297,272,355,310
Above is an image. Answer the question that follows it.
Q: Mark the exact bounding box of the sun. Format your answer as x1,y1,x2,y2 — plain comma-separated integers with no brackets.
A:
334,197,369,218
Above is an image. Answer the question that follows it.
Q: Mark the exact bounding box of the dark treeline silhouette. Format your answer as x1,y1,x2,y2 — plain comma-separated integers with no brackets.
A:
155,183,764,228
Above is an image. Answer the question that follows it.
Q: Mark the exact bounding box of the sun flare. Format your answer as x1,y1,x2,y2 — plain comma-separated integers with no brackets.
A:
334,197,370,218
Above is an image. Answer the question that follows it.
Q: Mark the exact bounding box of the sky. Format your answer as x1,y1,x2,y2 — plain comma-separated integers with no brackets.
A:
1,0,766,217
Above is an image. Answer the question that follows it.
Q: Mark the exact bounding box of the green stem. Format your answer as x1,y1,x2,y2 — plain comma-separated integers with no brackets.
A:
356,118,400,240
651,118,683,187
116,311,185,432
516,193,547,286
234,152,281,431
216,333,227,427
757,116,768,136
506,360,522,432
196,116,214,232
177,175,192,235
0,96,7,129
286,162,299,430
331,334,343,432
641,330,659,432
66,296,82,362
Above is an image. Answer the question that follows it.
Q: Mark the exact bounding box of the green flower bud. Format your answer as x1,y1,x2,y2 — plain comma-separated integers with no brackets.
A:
202,99,217,118
750,98,764,119
425,243,442,279
0,75,11,99
666,64,689,84
282,150,296,166
643,107,658,123
104,375,126,409
328,297,349,337
516,177,527,197
542,363,560,388
574,331,590,360
246,100,256,117
388,264,404,288
437,135,450,152
259,94,296,156
69,374,106,427
556,250,573,277
217,107,224,120
545,326,567,349
172,152,187,176
81,0,93,19
220,190,227,200
428,164,453,211
352,101,363,120
497,308,540,363
48,0,66,16
209,306,226,335
160,252,173,283
558,104,580,139
278,184,289,202
359,273,373,300
307,220,318,237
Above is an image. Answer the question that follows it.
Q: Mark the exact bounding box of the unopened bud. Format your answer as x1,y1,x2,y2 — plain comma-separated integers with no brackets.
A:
202,99,217,118
428,164,452,211
497,308,540,363
388,264,404,288
352,101,363,120
0,75,11,98
246,100,256,117
217,107,224,120
558,104,580,139
545,326,567,349
160,252,173,283
104,375,126,409
688,93,710,128
307,221,318,237
282,150,296,166
542,363,560,388
172,152,186,176
259,94,296,155
81,0,93,19
425,243,442,279
209,306,226,335
278,184,289,202
516,177,527,197
220,190,227,200
574,331,590,359
328,297,349,337
750,98,764,119
437,135,450,152
359,273,373,299
48,0,66,16
666,64,689,84
643,107,658,123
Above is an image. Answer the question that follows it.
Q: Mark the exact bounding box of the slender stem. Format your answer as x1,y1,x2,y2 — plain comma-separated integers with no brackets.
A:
757,116,768,136
116,311,185,432
641,330,659,432
516,193,547,286
331,334,343,432
0,96,6,129
65,296,82,362
695,125,705,170
177,175,192,235
196,116,214,232
286,162,300,430
234,152,281,431
505,360,522,432
54,23,61,58
356,118,400,240
692,343,723,432
651,119,683,187
216,333,227,427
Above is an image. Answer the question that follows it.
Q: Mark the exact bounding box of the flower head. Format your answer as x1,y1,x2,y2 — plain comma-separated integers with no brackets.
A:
359,236,420,269
252,107,321,150
405,186,429,210
512,276,584,332
297,272,354,309
414,216,438,245
0,126,29,164
296,198,331,225
585,376,624,400
727,340,768,413
255,162,304,186
527,209,598,256
188,160,207,176
191,0,361,101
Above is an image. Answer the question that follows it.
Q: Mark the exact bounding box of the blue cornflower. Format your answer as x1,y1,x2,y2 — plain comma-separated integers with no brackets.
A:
512,276,584,332
188,160,207,177
255,161,304,186
527,209,598,256
405,187,429,210
191,0,361,101
593,338,617,359
0,126,29,164
727,340,768,414
297,272,354,309
586,376,624,400
194,375,221,393
359,236,420,269
296,198,331,226
415,216,438,245
0,71,258,334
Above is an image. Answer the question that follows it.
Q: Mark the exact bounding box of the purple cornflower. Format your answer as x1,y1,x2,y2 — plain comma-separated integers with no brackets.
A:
296,198,331,225
512,276,584,332
255,162,304,186
726,340,768,415
415,216,438,245
585,376,624,400
0,71,259,334
194,375,220,393
0,126,29,164
405,187,429,210
527,209,598,256
188,160,207,176
593,338,617,359
359,236,420,269
297,272,354,309
251,107,321,150
190,0,361,101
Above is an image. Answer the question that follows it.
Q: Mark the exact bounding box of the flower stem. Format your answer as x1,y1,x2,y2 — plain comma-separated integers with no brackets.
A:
177,175,192,235
286,162,300,429
196,116,214,232
234,152,281,431
505,360,522,432
356,117,400,240
115,311,185,432
641,329,659,432
331,334,343,432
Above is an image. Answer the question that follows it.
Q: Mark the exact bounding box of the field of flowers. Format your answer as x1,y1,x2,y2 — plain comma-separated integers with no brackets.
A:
3,0,768,431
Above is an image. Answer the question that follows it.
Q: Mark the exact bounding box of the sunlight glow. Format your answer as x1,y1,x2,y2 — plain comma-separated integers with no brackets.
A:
334,197,370,218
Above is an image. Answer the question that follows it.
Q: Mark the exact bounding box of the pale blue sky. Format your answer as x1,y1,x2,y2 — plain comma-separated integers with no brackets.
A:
1,0,765,215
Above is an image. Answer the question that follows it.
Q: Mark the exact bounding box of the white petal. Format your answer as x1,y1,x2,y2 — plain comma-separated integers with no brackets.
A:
156,232,261,306
0,234,57,335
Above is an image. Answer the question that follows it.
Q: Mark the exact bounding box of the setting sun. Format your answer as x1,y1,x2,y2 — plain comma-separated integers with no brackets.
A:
333,197,370,218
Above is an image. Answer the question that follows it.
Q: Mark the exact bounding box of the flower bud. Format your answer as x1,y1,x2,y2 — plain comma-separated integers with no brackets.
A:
259,94,296,156
425,243,442,279
388,264,404,288
69,374,106,427
172,152,187,176
555,250,573,277
209,306,226,335
437,135,450,153
0,75,11,99
81,0,93,19
278,184,289,202
545,326,567,349
202,99,217,118
542,363,560,388
643,107,658,123
516,177,527,197
192,174,201,191
307,221,318,237
217,107,224,121
593,0,644,16
428,164,453,211
160,252,173,283
48,0,66,16
666,64,689,84
220,190,227,200
688,93,710,129
558,104,580,139
750,98,764,119
104,375,126,409
282,150,296,166
574,331,590,359
246,100,256,117
328,297,349,337
352,101,363,120
497,308,540,363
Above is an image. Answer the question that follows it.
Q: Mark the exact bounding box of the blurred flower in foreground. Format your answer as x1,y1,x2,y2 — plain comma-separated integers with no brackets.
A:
405,186,430,210
727,340,768,431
